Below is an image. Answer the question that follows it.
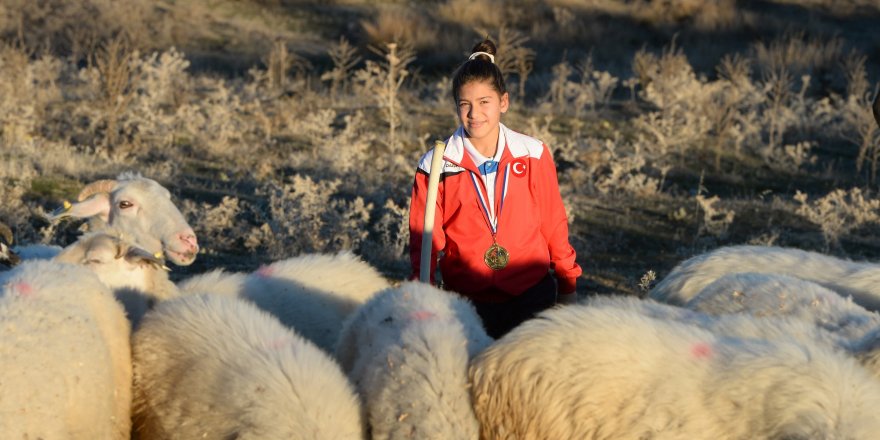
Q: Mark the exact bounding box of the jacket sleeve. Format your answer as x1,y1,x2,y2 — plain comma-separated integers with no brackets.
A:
535,144,582,294
409,168,446,284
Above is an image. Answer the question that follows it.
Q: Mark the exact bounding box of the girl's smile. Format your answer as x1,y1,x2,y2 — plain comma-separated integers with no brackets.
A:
457,80,509,156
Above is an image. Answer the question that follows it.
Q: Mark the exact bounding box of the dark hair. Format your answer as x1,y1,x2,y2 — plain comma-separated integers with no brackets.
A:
452,39,507,102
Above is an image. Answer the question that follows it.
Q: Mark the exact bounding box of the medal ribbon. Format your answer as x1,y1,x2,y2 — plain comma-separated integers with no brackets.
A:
468,162,511,235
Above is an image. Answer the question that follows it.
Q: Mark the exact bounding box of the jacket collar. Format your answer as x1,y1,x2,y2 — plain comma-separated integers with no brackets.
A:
443,123,528,172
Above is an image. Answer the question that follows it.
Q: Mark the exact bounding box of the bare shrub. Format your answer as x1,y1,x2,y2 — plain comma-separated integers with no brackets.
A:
93,36,134,153
752,31,843,77
180,196,244,253
637,270,657,296
263,40,311,95
320,37,362,99
597,136,669,197
539,56,619,116
794,188,880,251
174,77,252,158
360,198,411,273
0,180,38,243
696,193,735,239
437,0,509,30
260,175,372,257
558,132,668,198
474,27,535,100
361,6,438,51
836,53,880,182
354,41,416,153
0,0,165,58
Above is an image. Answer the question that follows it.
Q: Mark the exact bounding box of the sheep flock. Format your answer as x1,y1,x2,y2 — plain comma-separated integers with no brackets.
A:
2,93,880,439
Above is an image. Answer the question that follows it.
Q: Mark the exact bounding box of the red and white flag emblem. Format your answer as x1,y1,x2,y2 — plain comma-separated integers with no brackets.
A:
511,158,527,177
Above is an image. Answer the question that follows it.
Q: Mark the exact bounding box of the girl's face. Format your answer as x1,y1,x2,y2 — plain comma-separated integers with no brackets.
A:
456,80,509,146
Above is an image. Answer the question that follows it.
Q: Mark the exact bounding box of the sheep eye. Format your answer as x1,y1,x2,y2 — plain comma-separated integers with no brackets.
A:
118,200,134,209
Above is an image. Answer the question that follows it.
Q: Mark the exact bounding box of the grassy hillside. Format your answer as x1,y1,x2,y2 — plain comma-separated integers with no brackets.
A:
2,0,880,295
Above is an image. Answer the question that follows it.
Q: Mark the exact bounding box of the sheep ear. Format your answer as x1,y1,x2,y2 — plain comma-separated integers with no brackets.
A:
47,193,111,223
124,246,170,271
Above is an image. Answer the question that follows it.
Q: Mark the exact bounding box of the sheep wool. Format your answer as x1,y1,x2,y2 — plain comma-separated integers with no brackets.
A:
649,245,880,311
0,260,132,439
469,304,880,440
587,294,880,380
686,272,880,341
132,293,365,440
241,251,391,353
176,268,247,297
853,326,880,379
52,231,180,328
335,281,493,440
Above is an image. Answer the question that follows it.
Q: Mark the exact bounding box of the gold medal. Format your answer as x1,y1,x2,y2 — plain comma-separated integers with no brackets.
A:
484,242,509,270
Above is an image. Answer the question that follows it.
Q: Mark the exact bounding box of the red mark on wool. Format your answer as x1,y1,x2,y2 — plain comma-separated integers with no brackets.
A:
690,342,713,360
409,310,436,321
255,265,275,277
10,282,33,297
267,337,290,350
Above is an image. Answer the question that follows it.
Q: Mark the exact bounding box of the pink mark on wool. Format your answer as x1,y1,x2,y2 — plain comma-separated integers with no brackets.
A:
255,265,275,277
409,310,436,321
690,342,713,360
9,282,33,297
266,337,290,350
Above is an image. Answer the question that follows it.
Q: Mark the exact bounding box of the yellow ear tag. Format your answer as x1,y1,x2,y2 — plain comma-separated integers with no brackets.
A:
63,200,72,210
153,252,164,259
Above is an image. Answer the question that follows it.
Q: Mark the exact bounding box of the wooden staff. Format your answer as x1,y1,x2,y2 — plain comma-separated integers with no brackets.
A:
420,140,446,283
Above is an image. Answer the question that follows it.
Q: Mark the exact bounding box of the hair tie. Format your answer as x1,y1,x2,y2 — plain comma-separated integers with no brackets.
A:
468,51,495,64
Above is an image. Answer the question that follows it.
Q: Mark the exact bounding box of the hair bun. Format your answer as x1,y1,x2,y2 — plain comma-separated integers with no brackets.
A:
468,39,497,64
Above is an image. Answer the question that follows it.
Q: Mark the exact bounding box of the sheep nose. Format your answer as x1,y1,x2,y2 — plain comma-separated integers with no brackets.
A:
178,231,199,253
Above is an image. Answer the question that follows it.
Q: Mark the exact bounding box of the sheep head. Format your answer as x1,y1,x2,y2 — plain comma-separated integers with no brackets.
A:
47,174,199,266
54,232,169,294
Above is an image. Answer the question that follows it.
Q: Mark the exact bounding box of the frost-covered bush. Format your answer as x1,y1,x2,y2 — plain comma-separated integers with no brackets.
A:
794,188,880,251
260,175,372,257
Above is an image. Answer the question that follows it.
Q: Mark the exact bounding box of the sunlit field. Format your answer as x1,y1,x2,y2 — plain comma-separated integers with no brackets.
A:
2,0,880,296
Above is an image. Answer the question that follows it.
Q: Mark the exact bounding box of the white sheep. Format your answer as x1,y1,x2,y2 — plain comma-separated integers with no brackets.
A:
176,268,246,297
177,251,391,354
588,293,880,381
649,244,880,311
853,325,880,378
469,303,880,440
587,293,844,348
0,260,132,439
46,172,199,266
52,231,179,328
686,272,880,341
131,293,365,439
335,281,493,440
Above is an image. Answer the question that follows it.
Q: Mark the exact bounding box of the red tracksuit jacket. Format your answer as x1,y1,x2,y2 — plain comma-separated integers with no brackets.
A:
409,124,582,303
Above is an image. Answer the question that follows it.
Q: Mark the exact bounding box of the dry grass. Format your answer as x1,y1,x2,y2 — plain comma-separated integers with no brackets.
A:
361,6,440,50
3,0,880,294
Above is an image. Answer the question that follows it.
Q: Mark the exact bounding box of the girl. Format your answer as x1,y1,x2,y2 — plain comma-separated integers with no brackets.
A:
409,38,582,338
